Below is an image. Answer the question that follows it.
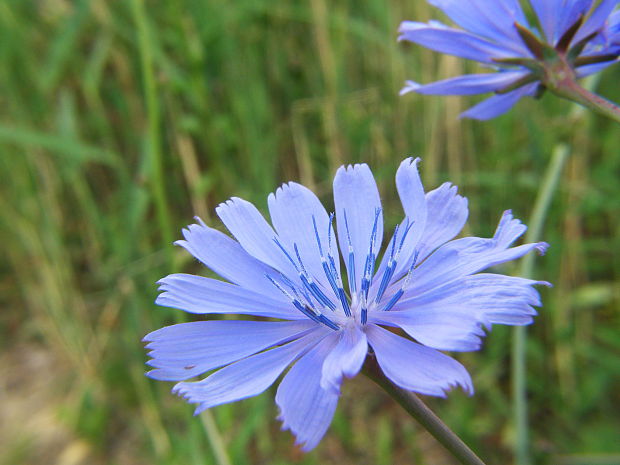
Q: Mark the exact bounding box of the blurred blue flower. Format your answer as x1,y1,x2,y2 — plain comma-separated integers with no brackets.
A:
399,0,620,119
144,158,549,451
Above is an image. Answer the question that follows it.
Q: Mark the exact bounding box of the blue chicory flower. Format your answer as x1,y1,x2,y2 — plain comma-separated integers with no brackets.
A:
144,158,549,451
399,0,620,119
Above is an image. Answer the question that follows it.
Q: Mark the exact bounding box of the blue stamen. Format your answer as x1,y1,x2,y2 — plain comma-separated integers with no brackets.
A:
360,293,369,325
375,265,396,303
293,243,337,311
321,260,340,294
361,208,381,299
311,216,325,257
301,274,337,311
312,216,339,295
327,212,335,250
344,210,356,294
375,219,417,303
389,223,401,259
398,218,414,253
375,223,401,303
312,215,352,317
381,289,403,312
316,313,340,331
293,243,309,275
380,252,419,312
273,237,300,271
265,274,338,331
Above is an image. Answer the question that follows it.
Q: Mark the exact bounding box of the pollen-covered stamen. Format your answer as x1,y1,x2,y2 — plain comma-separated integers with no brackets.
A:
276,273,317,311
284,274,319,312
375,223,400,303
343,210,357,294
312,215,352,317
360,208,382,300
273,237,301,270
265,274,339,331
293,244,337,311
312,216,338,293
273,236,337,312
360,294,369,325
375,218,414,303
381,250,419,312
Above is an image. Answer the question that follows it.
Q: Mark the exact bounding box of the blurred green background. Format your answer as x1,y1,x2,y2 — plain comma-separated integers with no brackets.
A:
1,0,619,464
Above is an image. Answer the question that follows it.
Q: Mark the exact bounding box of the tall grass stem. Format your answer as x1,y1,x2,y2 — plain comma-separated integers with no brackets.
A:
131,0,173,248
513,144,570,465
201,411,233,465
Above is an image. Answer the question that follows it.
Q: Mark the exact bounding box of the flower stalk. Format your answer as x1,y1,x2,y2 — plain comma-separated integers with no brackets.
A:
363,357,487,465
545,63,620,124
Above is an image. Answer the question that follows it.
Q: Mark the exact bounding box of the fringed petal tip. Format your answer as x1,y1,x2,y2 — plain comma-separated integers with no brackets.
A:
535,241,550,255
400,156,422,167
400,80,421,95
421,375,474,399
336,162,371,174
449,377,474,398
277,420,327,453
193,404,209,416
193,216,207,226
398,20,424,34
171,384,206,415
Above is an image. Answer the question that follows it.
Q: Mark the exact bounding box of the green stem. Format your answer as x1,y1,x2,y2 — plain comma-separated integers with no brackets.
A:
201,411,233,465
546,60,620,124
131,0,174,248
363,358,487,465
512,144,570,465
555,80,620,124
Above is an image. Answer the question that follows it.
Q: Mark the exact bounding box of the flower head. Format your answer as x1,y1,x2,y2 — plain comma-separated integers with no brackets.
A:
399,0,620,119
144,158,549,451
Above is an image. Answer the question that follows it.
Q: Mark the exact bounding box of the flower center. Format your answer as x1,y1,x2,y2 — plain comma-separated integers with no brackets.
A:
267,210,419,330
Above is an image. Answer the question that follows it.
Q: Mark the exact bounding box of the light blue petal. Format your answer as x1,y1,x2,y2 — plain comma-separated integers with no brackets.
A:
173,330,326,414
428,0,530,53
460,82,539,120
404,210,549,297
175,219,285,299
156,273,300,319
530,0,557,41
144,320,316,381
366,325,473,396
364,157,426,295
406,71,529,96
399,21,518,63
575,0,618,43
380,274,550,350
370,310,485,352
333,164,383,294
392,157,427,276
320,325,367,393
215,197,298,276
416,182,468,261
610,9,620,38
276,335,340,451
576,59,617,77
268,182,340,297
532,0,592,44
